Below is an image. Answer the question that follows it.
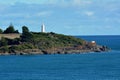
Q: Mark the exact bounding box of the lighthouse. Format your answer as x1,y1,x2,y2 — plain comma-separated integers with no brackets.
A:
41,23,45,32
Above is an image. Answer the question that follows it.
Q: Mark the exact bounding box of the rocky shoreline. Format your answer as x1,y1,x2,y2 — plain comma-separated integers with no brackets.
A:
0,44,110,55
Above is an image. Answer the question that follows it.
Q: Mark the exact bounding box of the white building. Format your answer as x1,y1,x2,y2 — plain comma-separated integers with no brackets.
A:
41,23,45,32
91,41,96,44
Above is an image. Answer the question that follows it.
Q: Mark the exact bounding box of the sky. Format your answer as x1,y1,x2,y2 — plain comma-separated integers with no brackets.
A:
0,0,120,35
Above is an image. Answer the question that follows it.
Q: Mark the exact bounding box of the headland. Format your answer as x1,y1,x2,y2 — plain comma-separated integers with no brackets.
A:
0,25,110,55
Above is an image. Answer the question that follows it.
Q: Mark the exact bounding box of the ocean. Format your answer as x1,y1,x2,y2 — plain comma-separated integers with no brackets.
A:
0,36,120,80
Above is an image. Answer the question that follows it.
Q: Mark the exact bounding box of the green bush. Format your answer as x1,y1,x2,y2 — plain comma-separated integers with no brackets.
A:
0,37,8,47
3,24,19,33
0,28,3,33
0,46,9,53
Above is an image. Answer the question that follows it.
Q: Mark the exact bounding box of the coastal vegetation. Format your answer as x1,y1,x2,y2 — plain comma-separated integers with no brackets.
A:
0,24,109,55
0,25,84,54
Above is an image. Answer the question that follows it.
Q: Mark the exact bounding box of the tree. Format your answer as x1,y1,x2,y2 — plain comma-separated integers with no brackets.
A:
14,30,19,33
22,26,29,34
3,23,19,33
21,26,33,42
0,28,3,33
4,23,15,33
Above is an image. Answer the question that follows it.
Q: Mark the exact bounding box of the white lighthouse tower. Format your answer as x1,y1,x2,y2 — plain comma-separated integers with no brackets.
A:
41,23,45,32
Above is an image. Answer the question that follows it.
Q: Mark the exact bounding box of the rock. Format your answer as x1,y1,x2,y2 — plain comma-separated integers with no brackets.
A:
0,44,110,55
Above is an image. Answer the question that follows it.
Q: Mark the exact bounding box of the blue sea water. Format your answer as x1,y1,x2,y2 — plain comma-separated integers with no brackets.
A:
0,36,120,80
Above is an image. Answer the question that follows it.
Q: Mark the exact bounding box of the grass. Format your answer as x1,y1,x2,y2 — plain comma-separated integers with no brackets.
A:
0,34,21,39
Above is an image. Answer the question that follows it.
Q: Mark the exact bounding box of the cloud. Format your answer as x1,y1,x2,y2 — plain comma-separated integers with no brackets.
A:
84,11,94,16
0,4,8,12
0,0,93,7
56,0,93,7
0,11,53,19
0,0,120,35
72,0,92,5
54,0,92,5
36,11,53,17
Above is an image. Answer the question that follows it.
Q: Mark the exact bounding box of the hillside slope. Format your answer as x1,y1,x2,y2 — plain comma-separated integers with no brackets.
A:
0,32,109,55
